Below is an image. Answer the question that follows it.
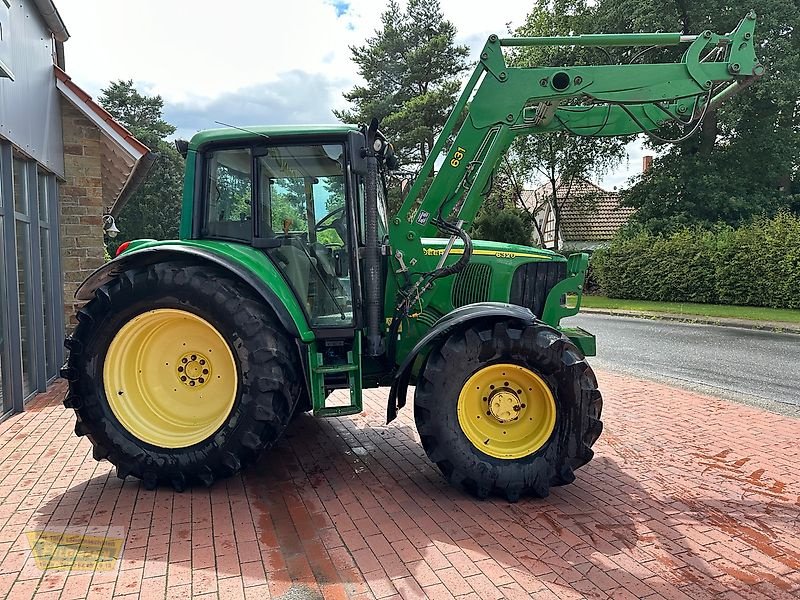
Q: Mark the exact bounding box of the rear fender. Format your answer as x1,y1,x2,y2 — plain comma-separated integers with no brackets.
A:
74,244,313,342
387,302,537,423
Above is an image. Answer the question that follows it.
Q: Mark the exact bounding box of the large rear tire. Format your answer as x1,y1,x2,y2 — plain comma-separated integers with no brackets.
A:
62,261,301,490
414,320,602,502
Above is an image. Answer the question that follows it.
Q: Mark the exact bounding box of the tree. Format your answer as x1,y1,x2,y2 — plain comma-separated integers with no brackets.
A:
334,0,469,212
472,204,533,246
99,81,184,251
486,0,628,250
587,0,800,232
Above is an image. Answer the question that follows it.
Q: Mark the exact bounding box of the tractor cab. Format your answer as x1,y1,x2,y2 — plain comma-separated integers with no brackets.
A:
202,141,355,326
185,125,391,415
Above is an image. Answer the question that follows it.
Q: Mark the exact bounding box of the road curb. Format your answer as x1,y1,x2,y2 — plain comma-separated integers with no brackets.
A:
580,307,800,335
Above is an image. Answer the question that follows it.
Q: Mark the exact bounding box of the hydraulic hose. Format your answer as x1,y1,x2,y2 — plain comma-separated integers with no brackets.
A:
387,220,472,367
428,219,473,280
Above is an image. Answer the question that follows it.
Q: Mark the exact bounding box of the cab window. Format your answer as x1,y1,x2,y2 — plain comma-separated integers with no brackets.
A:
203,148,252,240
257,144,353,327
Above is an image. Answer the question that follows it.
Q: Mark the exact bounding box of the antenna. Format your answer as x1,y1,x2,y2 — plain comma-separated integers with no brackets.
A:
214,121,270,141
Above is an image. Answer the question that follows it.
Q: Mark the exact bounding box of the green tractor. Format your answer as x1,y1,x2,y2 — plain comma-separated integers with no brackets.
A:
62,15,761,500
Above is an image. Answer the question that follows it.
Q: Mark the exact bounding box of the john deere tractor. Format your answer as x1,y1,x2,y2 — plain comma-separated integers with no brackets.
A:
62,14,761,500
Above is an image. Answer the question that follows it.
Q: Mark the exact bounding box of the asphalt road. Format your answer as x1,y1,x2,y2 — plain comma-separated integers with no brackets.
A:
564,313,800,415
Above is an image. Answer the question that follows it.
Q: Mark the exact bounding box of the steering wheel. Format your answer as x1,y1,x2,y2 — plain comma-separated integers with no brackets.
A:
314,205,346,233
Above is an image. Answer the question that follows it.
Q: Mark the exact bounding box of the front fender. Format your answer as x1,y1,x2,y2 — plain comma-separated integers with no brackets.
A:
387,302,537,423
75,241,314,342
542,252,589,326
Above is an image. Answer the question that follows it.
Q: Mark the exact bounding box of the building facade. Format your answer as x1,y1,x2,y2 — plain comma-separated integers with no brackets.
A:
0,0,149,417
524,178,635,251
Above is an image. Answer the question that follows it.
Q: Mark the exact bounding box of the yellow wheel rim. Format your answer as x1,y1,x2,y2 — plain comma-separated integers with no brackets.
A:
457,364,556,460
104,309,238,449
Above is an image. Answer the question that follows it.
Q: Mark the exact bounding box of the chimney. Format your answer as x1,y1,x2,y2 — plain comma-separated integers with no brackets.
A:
642,155,653,173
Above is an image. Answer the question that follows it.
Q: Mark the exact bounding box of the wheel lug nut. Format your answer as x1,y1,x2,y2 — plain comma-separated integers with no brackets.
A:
199,359,206,365
202,369,209,375
181,357,188,364
178,366,184,372
180,375,187,381
191,354,197,361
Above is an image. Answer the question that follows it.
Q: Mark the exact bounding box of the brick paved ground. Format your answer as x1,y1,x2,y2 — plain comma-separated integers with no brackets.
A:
0,371,798,600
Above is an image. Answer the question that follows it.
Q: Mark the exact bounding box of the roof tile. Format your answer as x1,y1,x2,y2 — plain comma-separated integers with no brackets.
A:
522,177,635,241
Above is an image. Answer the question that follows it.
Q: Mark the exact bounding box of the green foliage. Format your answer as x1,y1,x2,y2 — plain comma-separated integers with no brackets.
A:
270,192,307,232
588,0,800,231
99,80,176,142
99,81,184,251
214,164,252,222
592,213,800,308
110,139,183,251
471,205,533,246
583,295,800,323
324,177,345,212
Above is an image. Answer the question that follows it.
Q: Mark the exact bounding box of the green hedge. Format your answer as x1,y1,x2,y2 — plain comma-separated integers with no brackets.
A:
591,213,800,309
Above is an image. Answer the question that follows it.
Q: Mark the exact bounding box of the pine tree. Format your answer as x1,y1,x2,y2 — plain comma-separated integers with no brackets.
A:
334,0,469,168
99,81,184,251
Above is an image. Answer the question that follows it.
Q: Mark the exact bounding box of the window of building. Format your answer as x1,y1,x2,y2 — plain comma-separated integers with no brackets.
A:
37,171,57,379
12,158,35,397
0,164,8,416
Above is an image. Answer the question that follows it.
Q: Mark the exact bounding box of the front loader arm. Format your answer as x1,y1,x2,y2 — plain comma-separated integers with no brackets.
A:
389,11,763,245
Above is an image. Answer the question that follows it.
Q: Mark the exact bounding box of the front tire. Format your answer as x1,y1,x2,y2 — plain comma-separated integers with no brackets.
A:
62,261,301,490
414,320,602,501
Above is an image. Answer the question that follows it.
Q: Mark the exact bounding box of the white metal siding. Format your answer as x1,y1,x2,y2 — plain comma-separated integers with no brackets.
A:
0,0,63,176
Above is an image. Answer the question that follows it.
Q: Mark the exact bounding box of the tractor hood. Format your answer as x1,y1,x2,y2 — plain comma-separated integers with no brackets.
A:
419,237,563,262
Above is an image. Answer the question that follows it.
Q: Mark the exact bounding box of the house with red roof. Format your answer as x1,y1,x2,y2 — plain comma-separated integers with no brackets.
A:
522,176,637,251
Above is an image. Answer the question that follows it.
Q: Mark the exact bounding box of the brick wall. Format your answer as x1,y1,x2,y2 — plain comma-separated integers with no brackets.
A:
59,99,106,331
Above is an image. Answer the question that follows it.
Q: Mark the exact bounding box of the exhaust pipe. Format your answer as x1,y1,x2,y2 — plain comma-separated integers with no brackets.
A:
363,120,384,357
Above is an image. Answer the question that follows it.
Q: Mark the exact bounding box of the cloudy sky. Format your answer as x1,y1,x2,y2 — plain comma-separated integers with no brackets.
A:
54,0,644,189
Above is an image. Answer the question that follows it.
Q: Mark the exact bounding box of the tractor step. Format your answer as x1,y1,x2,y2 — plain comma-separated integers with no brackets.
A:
307,333,363,417
312,364,359,374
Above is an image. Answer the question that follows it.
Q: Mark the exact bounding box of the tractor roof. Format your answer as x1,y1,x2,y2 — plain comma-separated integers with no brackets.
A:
189,124,360,150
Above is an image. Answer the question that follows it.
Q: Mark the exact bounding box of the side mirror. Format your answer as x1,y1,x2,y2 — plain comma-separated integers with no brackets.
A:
347,131,367,174
384,143,399,170
174,139,189,158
